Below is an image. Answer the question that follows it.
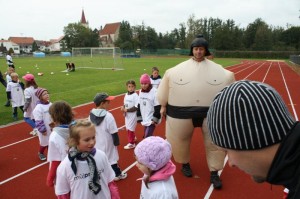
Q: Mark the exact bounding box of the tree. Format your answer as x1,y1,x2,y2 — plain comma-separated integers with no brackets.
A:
115,21,133,50
63,23,99,50
32,41,39,52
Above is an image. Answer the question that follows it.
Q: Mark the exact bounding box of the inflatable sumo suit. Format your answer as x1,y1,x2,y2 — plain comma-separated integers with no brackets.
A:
157,35,235,173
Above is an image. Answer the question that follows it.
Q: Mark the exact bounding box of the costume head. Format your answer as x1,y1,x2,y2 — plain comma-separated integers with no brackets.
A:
140,73,151,84
207,80,295,150
134,136,172,171
35,87,48,100
93,92,115,106
189,34,211,56
22,73,35,82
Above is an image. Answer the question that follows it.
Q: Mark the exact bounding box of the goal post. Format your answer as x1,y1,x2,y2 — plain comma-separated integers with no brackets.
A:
71,47,124,70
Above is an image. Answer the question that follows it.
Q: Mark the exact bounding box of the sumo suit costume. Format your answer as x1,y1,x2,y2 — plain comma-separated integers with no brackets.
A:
157,35,235,186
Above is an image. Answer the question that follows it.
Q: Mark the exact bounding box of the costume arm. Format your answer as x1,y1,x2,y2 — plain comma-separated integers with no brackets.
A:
108,181,120,199
126,106,137,112
112,133,120,146
47,161,61,187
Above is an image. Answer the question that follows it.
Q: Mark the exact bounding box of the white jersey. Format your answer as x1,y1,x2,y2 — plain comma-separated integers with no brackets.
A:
140,176,179,199
89,112,119,165
6,74,12,82
150,78,161,89
23,86,39,119
55,149,115,199
6,54,13,66
33,102,52,146
138,87,160,126
48,127,69,163
124,92,139,131
6,81,24,107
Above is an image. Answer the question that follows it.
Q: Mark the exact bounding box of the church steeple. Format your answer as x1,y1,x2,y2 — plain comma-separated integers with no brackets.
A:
80,9,88,28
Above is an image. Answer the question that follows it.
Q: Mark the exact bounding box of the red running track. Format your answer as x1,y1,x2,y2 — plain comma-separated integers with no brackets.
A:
0,60,299,199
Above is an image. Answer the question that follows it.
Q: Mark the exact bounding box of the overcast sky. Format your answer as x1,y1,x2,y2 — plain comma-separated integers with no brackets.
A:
1,0,299,41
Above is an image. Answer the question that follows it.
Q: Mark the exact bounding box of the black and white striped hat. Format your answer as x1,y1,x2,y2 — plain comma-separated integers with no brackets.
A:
207,80,295,150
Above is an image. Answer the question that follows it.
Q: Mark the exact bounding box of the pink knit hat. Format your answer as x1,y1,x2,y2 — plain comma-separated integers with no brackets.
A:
134,136,172,171
22,74,35,81
140,73,151,84
35,87,48,99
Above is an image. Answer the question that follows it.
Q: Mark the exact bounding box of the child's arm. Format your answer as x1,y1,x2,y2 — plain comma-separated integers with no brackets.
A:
23,97,32,111
136,104,142,122
57,193,70,199
35,120,47,133
108,181,120,199
47,161,61,187
112,133,120,146
152,105,162,123
19,82,25,90
125,106,138,112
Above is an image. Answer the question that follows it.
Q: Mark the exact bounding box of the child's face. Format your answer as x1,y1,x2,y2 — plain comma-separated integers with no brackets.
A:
11,75,18,81
77,126,96,152
141,83,150,90
136,161,151,175
152,70,159,78
100,100,110,110
8,68,15,74
127,83,136,92
40,91,50,102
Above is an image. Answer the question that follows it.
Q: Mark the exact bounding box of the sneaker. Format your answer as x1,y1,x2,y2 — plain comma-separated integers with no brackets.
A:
181,163,193,177
38,153,46,161
124,143,135,149
4,101,10,107
210,171,222,189
114,173,127,181
30,129,39,136
12,115,18,121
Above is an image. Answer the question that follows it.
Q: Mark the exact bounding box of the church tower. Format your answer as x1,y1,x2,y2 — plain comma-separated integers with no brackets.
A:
80,9,89,28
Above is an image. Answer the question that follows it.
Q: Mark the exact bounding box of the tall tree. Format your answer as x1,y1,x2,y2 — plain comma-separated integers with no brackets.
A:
115,21,133,50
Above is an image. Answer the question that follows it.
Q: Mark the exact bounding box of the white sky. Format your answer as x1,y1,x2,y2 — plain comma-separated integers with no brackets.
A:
1,0,299,41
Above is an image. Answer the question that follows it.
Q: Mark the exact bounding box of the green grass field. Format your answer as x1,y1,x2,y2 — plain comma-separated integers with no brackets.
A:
0,56,241,126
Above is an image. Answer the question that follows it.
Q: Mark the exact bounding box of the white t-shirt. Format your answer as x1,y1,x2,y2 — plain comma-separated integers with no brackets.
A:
124,92,139,131
23,86,39,119
6,81,25,107
6,74,12,82
90,112,119,165
48,127,69,163
55,149,115,199
138,87,160,126
140,176,179,199
6,54,13,66
33,103,52,146
150,78,161,89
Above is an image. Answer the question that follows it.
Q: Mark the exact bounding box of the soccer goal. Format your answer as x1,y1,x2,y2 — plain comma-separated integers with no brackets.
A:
71,47,124,70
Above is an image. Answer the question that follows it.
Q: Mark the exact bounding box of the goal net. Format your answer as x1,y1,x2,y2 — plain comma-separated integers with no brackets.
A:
71,47,124,70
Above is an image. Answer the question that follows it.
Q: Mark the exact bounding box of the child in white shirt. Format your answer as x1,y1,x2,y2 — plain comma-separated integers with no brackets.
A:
33,88,52,161
150,67,162,89
6,72,24,120
121,80,139,149
55,119,120,199
89,92,127,181
47,101,74,187
134,136,179,199
137,74,161,138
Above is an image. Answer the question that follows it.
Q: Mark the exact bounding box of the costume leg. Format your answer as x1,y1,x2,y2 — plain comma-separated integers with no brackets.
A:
202,118,224,189
202,118,226,171
166,116,194,164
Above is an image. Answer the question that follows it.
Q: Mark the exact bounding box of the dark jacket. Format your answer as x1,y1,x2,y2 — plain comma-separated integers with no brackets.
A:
267,122,300,199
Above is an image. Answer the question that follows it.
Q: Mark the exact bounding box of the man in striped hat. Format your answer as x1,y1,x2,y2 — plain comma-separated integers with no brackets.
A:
207,80,299,198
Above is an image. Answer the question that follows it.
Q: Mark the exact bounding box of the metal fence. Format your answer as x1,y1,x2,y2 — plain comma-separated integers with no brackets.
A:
290,55,300,65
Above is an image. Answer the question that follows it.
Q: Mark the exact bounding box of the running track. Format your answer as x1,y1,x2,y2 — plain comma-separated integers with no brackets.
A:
0,60,299,199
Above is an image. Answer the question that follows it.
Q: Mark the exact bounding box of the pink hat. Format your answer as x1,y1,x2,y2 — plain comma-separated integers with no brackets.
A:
134,136,172,171
35,87,48,99
140,73,151,84
22,74,35,81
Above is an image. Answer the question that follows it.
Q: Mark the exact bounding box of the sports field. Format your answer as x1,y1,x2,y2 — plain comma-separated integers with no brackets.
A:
0,56,240,125
0,60,299,198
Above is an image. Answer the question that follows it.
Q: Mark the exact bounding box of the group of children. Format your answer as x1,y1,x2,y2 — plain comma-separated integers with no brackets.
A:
5,65,179,198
